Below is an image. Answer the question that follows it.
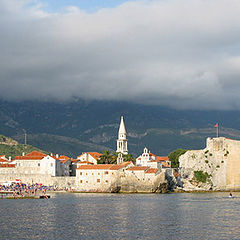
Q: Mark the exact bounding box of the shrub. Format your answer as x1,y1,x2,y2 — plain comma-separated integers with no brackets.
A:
168,149,188,168
205,160,209,163
194,171,210,183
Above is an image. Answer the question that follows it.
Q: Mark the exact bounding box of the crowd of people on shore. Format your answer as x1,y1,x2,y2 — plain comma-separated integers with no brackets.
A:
0,182,54,197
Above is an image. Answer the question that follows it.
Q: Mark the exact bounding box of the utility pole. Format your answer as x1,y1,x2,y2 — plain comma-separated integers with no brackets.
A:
214,123,219,138
23,129,27,145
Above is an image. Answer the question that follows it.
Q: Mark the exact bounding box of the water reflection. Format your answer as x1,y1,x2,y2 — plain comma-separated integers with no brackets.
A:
0,192,240,240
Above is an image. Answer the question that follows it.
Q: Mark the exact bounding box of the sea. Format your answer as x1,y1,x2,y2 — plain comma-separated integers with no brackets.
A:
1,192,240,240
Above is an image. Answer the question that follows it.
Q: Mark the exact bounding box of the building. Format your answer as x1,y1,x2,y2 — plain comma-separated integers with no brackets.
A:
14,151,70,177
116,116,128,154
179,137,240,190
76,161,134,191
77,152,102,165
136,147,171,169
126,166,160,182
0,155,10,164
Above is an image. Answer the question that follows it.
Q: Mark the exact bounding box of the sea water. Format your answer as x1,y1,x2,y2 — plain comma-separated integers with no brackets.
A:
1,192,240,240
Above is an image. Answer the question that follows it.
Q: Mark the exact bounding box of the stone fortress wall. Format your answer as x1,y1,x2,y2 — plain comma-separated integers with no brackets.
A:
0,173,77,189
179,137,240,190
0,171,166,193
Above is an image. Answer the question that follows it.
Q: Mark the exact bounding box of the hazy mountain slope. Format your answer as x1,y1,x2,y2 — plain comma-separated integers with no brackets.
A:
12,134,114,157
1,99,240,157
0,134,46,158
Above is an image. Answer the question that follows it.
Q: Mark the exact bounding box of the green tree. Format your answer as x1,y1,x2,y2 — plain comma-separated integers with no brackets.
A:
98,151,136,164
194,171,210,183
168,148,188,168
123,153,136,163
98,150,115,164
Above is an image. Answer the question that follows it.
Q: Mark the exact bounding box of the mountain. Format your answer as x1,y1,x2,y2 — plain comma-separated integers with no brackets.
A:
0,134,46,158
1,99,240,157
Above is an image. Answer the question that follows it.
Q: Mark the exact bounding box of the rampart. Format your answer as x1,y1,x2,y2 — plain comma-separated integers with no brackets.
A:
0,174,76,189
179,137,240,190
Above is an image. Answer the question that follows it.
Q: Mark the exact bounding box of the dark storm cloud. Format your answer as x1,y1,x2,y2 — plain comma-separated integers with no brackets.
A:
1,0,240,109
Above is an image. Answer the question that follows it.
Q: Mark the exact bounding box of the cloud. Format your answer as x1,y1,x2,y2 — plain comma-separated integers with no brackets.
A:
1,0,240,110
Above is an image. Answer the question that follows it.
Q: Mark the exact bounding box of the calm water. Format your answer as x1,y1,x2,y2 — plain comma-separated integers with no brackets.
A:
1,192,240,240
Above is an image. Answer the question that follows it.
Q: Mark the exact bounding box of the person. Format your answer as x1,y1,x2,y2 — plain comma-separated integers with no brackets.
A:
229,193,233,198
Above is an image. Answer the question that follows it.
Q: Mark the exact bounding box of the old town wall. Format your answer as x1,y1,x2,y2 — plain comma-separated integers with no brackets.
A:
179,137,240,190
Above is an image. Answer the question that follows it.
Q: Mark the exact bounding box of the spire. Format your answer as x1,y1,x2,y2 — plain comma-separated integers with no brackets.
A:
116,116,128,154
118,116,127,136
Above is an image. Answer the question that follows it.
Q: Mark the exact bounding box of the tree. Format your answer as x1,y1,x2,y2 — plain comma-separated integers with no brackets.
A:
123,153,136,164
98,150,115,164
98,151,136,164
168,149,188,168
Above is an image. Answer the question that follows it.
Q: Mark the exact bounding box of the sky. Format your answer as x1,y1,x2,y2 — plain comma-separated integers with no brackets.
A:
1,0,240,110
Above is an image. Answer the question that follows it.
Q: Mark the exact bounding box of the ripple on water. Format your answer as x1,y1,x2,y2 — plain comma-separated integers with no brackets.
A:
1,192,240,240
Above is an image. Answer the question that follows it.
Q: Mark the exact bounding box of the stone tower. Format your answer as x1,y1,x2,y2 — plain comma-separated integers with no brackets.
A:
116,116,128,154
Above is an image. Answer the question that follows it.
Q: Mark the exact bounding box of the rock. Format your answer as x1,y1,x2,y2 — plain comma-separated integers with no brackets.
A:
179,137,240,191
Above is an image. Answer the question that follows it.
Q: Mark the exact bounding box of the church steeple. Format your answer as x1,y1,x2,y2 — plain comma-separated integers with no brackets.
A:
117,116,128,154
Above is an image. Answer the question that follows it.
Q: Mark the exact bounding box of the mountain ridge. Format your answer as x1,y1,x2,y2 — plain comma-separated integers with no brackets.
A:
1,99,240,157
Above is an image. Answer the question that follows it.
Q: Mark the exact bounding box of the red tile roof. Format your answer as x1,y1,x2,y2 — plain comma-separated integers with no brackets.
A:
60,159,71,164
57,155,70,160
127,166,149,171
88,152,102,160
71,159,79,163
110,162,129,169
156,156,169,161
0,164,15,168
77,164,114,170
145,168,158,174
15,151,46,160
149,153,157,157
0,159,9,163
78,161,94,165
77,152,102,160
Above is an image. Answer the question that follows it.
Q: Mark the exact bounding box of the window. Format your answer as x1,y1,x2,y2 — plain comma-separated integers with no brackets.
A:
98,173,100,175
104,171,109,175
86,181,88,183
51,163,53,167
92,173,94,175
38,163,40,167
97,179,100,183
80,180,82,183
80,172,82,175
106,180,108,183
112,172,114,175
86,173,88,175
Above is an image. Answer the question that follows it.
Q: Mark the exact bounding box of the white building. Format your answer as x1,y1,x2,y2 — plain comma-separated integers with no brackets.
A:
116,116,128,154
136,147,171,169
14,151,70,176
126,166,160,182
77,152,102,165
76,161,134,191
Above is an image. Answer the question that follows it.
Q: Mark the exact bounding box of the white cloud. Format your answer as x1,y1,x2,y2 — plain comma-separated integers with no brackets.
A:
1,0,240,109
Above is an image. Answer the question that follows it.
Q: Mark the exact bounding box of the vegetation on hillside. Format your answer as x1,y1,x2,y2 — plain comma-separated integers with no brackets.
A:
0,144,47,158
168,149,188,168
0,135,47,158
194,171,210,183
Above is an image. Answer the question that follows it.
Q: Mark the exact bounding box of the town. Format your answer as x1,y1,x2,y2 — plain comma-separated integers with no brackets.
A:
0,116,172,193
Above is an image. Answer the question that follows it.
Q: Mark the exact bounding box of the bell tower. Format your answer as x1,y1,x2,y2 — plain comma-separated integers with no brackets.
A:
116,116,128,154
